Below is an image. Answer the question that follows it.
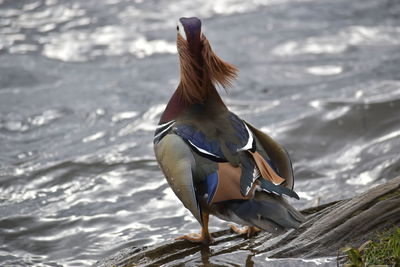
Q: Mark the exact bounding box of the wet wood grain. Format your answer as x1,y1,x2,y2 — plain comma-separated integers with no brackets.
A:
96,176,400,267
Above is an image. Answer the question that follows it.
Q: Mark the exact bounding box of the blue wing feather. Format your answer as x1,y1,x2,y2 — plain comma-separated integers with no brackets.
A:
206,172,218,204
173,124,226,161
172,112,252,161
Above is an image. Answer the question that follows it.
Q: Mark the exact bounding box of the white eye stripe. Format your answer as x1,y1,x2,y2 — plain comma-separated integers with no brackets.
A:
177,20,187,40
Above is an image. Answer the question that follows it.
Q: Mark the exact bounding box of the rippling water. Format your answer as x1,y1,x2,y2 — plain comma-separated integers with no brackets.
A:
1,0,400,266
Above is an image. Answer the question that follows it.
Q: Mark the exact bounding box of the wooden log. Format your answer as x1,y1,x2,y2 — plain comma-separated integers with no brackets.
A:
96,176,400,267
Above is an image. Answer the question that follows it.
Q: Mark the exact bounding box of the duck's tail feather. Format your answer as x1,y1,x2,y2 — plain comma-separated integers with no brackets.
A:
228,194,306,233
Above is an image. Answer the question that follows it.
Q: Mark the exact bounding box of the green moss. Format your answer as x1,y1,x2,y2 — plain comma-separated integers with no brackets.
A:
342,226,400,267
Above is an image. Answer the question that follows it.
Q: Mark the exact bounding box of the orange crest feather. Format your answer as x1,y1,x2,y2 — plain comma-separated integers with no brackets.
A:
176,34,238,104
201,36,238,89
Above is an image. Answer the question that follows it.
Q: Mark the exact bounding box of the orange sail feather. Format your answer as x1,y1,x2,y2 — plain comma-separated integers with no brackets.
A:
250,151,286,185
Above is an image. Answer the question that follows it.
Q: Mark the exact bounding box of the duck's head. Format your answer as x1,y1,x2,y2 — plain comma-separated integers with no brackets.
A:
175,17,238,104
177,17,202,55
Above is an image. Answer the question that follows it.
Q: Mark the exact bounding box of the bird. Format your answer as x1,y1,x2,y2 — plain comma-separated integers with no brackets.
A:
154,17,305,244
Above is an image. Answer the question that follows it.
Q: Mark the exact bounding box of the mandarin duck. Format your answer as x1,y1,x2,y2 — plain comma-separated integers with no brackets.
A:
154,17,305,244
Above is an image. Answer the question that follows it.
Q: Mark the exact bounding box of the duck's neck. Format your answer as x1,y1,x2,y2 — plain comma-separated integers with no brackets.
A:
159,84,226,123
159,38,229,124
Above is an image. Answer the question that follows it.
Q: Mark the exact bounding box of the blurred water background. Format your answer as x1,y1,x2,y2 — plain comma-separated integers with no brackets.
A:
1,0,400,266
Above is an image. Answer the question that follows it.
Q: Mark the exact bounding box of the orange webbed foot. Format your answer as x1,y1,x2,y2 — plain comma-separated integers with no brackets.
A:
229,224,261,238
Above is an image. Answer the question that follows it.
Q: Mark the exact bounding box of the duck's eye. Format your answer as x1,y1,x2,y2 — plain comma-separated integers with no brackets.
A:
176,21,187,40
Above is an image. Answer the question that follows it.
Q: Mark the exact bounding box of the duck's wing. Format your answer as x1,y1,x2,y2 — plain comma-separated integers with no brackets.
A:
171,113,299,200
154,133,203,225
244,121,295,190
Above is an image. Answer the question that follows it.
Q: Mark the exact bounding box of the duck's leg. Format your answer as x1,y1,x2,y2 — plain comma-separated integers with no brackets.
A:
229,224,261,238
176,212,213,244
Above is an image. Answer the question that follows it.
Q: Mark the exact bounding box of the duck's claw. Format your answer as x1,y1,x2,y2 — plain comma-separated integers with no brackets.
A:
176,212,213,244
175,231,213,244
229,224,261,238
